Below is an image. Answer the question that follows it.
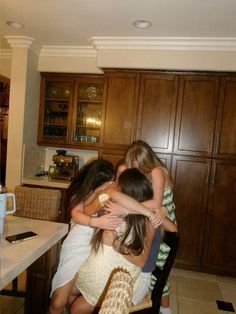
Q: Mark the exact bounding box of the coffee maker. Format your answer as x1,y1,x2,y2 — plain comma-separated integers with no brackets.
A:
48,150,79,181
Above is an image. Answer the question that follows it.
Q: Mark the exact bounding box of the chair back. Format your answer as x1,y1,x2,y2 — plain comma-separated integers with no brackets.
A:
99,268,133,314
150,231,179,313
14,186,61,221
129,231,179,314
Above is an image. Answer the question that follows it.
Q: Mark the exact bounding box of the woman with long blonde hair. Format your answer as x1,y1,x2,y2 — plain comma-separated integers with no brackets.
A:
125,140,177,314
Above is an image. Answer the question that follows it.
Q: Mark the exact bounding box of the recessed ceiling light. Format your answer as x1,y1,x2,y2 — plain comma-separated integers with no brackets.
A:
6,21,24,29
132,19,152,29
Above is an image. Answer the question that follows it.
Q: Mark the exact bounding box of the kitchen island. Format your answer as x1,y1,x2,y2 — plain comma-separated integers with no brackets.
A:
0,215,69,313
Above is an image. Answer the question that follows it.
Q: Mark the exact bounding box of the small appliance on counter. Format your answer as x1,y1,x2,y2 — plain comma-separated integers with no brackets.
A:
48,150,79,181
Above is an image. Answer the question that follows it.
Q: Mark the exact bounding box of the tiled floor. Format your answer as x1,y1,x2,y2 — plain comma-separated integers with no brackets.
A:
1,268,236,313
0,271,26,314
169,268,236,314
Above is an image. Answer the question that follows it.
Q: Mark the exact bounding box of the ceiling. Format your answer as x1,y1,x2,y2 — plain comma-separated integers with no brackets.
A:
1,0,236,49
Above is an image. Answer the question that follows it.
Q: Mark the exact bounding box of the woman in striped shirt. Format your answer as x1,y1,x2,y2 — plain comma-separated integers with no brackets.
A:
125,140,177,314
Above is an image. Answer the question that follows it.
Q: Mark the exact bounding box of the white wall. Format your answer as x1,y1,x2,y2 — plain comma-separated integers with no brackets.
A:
96,49,236,71
5,45,41,191
0,51,11,78
39,55,103,74
5,47,29,191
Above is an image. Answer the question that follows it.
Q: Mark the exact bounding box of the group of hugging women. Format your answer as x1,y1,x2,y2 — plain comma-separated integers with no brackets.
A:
48,140,177,314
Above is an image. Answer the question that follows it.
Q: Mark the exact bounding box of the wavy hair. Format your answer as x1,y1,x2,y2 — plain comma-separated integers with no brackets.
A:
65,159,114,216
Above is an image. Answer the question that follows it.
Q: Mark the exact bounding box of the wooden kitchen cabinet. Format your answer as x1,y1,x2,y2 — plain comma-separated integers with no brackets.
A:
174,74,220,157
137,73,179,153
99,70,140,150
37,70,236,276
202,159,236,276
37,73,104,149
98,147,127,167
37,74,74,146
99,71,179,162
100,71,236,276
171,155,210,270
214,76,236,159
71,76,104,147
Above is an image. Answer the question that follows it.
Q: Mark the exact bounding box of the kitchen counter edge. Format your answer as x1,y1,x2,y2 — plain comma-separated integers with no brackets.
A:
22,177,70,189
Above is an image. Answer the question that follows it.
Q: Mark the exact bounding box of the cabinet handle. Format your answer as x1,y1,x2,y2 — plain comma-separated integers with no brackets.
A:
208,132,214,153
138,127,141,139
205,162,210,183
66,130,69,141
71,130,75,142
211,163,216,184
214,132,220,154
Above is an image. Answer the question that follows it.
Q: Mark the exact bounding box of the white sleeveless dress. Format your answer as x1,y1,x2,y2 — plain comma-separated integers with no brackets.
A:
50,193,110,296
50,223,93,295
75,242,141,306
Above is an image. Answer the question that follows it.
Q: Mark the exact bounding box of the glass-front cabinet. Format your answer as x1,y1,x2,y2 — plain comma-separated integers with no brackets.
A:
37,74,104,149
71,78,103,145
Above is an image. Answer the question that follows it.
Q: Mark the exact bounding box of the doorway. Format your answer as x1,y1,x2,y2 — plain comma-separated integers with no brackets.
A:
0,75,10,186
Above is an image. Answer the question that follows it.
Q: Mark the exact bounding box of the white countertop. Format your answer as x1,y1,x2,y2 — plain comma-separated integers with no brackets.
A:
0,215,69,290
22,176,70,189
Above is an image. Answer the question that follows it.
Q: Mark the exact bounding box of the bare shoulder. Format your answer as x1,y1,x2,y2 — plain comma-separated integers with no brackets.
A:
151,166,166,178
103,181,118,193
151,166,171,187
95,181,116,193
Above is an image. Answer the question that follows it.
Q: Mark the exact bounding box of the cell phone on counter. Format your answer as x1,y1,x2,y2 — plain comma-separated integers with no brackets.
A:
6,231,38,244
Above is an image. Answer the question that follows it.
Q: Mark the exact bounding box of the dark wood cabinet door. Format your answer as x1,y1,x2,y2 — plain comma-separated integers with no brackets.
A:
100,71,140,149
214,76,236,159
137,73,178,153
38,74,104,150
98,148,127,168
155,153,172,172
202,159,236,275
171,155,210,269
174,75,220,157
37,74,75,147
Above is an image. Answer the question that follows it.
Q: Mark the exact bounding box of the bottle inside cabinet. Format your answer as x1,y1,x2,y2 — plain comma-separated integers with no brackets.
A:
42,81,71,140
75,83,103,143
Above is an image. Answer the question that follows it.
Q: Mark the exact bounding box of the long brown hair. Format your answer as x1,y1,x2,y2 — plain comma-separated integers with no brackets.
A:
91,168,153,256
66,159,114,214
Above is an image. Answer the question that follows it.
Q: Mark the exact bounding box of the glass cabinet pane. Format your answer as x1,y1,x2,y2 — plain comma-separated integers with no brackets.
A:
75,82,103,144
42,81,72,141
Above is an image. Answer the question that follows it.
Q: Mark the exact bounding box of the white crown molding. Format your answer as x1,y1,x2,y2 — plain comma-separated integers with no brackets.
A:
90,36,236,51
40,45,97,57
4,36,35,48
4,36,42,55
0,49,12,59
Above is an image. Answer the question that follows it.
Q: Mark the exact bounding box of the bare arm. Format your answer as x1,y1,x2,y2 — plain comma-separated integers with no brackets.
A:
104,185,154,218
150,167,166,207
105,168,168,219
161,217,177,232
71,202,123,230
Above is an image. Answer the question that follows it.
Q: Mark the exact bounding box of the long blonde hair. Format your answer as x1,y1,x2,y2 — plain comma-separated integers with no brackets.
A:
125,140,172,184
